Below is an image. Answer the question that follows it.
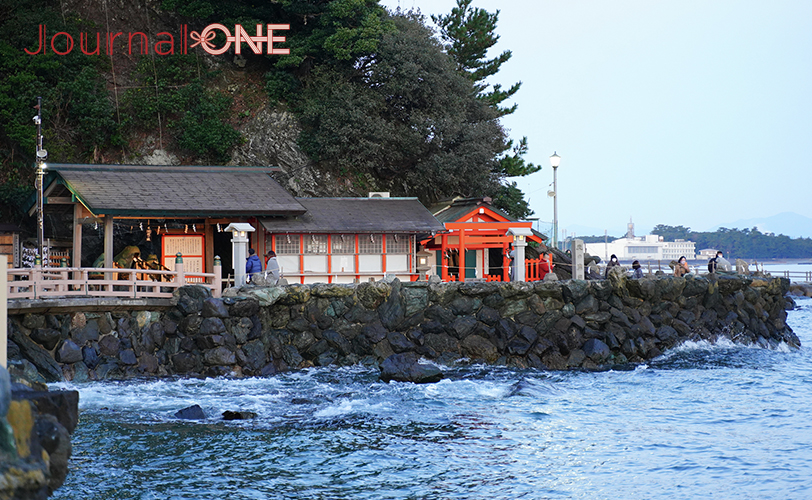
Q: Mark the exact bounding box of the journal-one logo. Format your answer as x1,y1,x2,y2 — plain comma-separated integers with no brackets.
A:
24,23,290,56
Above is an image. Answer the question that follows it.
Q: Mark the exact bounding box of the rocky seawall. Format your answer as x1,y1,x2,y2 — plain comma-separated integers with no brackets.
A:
6,274,798,383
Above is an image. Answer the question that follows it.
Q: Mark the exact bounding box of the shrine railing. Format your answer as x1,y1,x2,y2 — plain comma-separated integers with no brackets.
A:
6,257,222,300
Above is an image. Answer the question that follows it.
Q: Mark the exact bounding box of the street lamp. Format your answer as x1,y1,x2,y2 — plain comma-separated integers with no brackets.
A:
34,97,48,264
549,152,561,250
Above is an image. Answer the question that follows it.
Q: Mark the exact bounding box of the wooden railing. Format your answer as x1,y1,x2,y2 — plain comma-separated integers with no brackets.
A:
7,255,222,300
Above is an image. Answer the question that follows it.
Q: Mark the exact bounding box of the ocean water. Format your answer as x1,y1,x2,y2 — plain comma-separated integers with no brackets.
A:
51,297,812,500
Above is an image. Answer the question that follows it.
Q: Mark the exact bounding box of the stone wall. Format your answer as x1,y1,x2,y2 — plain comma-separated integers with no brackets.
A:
6,274,798,381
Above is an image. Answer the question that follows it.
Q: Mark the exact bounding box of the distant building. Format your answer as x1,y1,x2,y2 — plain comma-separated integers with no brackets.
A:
585,221,696,262
697,248,718,260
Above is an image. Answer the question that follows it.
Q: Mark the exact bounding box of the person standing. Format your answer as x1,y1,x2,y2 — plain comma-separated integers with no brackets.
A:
674,256,690,277
265,250,280,283
631,260,644,279
708,253,718,273
715,250,732,272
605,254,620,278
245,248,262,283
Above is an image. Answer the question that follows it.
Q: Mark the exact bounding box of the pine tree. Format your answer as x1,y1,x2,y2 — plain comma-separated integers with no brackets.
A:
433,0,540,218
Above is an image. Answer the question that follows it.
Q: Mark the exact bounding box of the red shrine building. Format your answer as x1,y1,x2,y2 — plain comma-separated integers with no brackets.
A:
423,197,551,282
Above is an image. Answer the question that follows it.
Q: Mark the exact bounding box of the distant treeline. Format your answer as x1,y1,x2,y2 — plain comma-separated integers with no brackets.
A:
577,225,812,259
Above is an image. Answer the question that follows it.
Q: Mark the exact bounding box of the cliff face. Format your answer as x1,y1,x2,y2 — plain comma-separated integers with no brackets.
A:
228,106,346,198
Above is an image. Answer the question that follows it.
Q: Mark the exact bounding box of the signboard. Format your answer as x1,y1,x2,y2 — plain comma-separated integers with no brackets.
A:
162,235,205,275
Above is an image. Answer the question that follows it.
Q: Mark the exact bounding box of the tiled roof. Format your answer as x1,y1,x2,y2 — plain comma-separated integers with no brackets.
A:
430,197,512,223
429,197,548,242
261,198,444,234
47,164,305,217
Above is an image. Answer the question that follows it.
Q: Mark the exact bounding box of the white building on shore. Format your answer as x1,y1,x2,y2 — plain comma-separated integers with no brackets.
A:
584,221,696,262
585,235,696,262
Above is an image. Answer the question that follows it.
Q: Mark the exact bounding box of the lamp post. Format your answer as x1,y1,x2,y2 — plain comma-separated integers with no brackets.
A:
34,97,48,263
549,152,561,250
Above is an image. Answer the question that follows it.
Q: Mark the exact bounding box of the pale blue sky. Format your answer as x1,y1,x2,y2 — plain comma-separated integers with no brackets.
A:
381,0,812,237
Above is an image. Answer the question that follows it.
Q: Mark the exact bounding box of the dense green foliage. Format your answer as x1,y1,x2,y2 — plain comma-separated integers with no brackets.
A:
0,0,118,224
651,224,812,259
123,56,240,162
296,13,504,201
1,0,538,228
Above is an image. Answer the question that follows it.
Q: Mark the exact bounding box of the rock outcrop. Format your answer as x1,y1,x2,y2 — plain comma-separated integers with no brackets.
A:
0,366,79,499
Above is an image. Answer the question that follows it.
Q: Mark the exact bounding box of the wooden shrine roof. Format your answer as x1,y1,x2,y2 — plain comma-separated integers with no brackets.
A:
43,164,306,217
261,198,444,234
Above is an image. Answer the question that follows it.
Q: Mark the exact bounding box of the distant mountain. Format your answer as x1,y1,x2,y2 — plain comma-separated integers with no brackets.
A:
707,212,812,239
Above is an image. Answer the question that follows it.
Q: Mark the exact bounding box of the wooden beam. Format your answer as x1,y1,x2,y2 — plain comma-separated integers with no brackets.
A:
73,204,82,267
104,215,113,280
45,197,75,204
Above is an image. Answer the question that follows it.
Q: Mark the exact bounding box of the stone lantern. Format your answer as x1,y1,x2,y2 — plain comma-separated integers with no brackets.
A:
224,223,255,286
416,248,433,280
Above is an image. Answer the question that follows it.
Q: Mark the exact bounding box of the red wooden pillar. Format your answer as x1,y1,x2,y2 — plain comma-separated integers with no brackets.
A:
327,234,332,283
503,241,509,281
299,234,304,284
458,228,466,282
441,233,448,282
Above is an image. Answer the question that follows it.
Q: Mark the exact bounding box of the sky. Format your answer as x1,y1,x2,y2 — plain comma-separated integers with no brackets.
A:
380,0,812,237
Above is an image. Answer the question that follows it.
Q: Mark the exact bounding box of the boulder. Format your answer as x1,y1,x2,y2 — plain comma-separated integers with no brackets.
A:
203,347,236,366
174,404,206,420
71,320,100,345
379,352,443,384
30,328,61,351
461,335,498,363
119,349,138,365
82,346,99,370
386,332,415,353
56,340,83,364
229,298,260,317
202,298,230,318
222,410,257,420
200,317,227,335
378,280,405,330
582,339,610,363
323,330,353,356
172,353,198,373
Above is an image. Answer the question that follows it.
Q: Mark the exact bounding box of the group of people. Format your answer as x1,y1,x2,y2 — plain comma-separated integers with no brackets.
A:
245,248,280,284
603,250,733,279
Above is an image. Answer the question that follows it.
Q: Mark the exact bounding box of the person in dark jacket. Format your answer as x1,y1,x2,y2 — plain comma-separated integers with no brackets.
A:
245,248,262,282
631,260,644,279
605,254,620,278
